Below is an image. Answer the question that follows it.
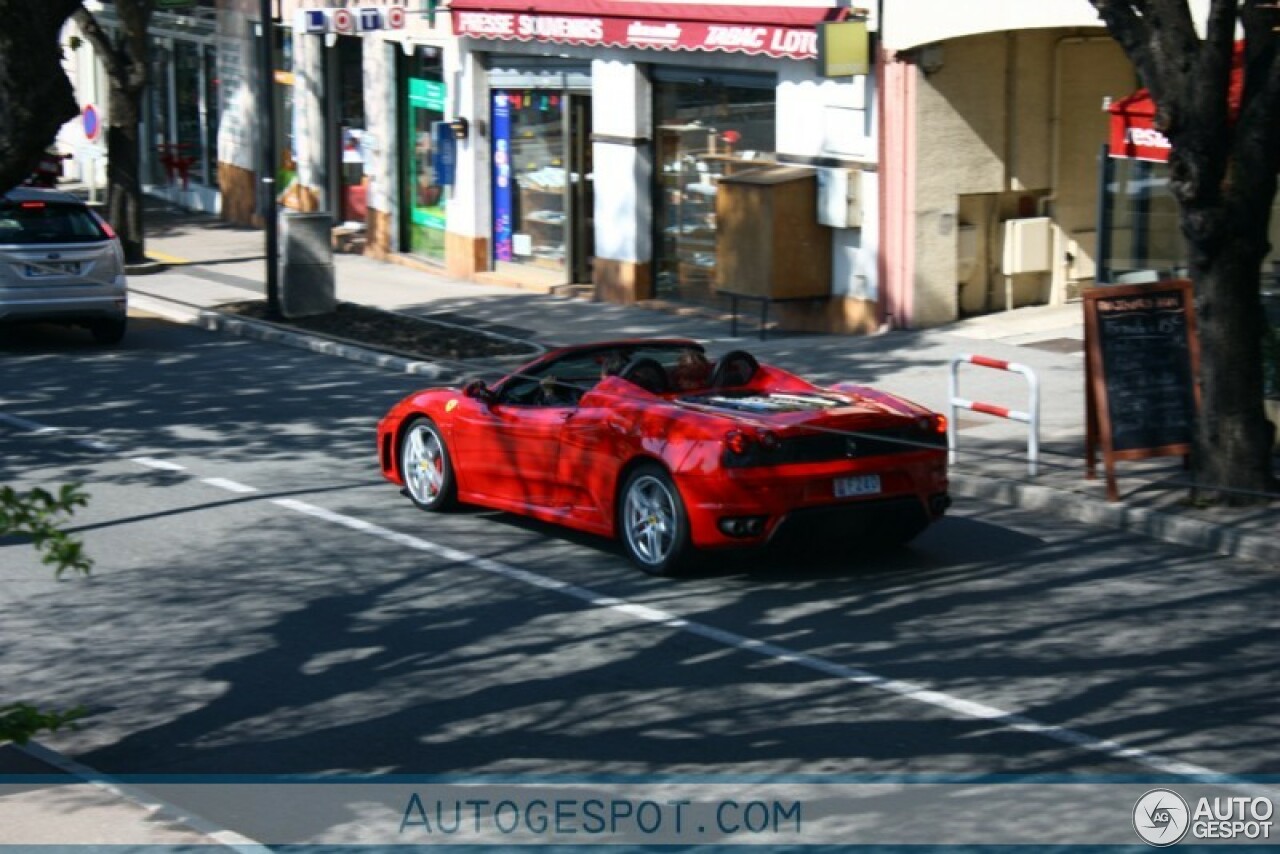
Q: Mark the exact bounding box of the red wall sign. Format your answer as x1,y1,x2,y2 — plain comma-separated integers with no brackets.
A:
1107,90,1171,163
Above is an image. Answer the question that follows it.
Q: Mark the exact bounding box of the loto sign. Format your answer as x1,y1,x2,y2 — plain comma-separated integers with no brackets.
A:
298,5,407,34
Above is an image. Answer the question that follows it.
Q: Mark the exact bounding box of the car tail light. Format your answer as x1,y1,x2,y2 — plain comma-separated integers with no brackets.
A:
725,430,753,455
932,413,948,434
91,211,117,239
19,201,45,209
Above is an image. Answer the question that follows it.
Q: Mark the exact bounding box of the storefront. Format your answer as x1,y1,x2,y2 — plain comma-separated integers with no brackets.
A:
142,7,221,212
449,0,872,321
488,62,593,283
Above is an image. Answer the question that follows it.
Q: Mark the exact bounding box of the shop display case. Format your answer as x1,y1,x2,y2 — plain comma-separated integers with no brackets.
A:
656,124,770,301
516,166,567,269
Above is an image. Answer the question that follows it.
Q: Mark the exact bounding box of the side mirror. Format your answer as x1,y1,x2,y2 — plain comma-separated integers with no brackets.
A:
462,379,493,403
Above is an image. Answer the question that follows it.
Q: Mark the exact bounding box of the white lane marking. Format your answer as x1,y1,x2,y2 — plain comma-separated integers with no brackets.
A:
129,456,187,472
16,741,272,854
201,477,258,494
2,410,116,453
0,407,1234,781
273,498,1220,779
0,412,59,434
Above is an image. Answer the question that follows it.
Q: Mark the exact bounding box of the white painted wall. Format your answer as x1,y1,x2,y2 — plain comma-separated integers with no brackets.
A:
293,31,328,208
444,43,490,240
777,67,878,302
777,66,872,163
363,38,397,220
591,59,651,265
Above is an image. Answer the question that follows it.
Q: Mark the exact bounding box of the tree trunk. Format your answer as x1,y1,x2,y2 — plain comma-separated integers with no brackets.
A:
1187,204,1280,503
73,2,152,264
0,0,82,193
106,80,146,263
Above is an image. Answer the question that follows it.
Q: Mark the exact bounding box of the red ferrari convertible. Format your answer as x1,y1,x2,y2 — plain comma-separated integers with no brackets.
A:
377,339,949,574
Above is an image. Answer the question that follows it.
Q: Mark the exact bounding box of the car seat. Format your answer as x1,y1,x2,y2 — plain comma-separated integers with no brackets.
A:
618,357,670,394
709,350,760,389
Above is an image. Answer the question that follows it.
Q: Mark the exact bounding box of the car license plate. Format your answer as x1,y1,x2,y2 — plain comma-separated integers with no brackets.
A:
25,262,79,277
834,474,881,498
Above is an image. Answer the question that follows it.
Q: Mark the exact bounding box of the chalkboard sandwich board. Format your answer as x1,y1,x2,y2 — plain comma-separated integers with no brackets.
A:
1083,279,1200,501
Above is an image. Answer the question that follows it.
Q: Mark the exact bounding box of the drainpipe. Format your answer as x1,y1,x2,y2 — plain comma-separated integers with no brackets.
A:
1039,35,1114,303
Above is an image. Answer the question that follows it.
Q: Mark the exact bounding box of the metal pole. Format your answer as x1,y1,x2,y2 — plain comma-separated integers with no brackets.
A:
258,0,280,318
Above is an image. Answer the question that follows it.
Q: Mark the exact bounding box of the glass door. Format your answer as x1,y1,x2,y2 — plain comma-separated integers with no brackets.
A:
405,76,446,261
492,90,593,282
493,90,568,274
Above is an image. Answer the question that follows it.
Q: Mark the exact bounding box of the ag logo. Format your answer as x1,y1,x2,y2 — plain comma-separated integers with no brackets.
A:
445,399,458,412
1134,789,1190,846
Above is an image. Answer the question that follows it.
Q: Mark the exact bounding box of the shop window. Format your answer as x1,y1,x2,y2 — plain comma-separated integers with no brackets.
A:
337,36,367,225
653,76,776,303
173,41,203,185
148,44,173,186
404,64,446,261
203,43,219,184
1100,158,1186,283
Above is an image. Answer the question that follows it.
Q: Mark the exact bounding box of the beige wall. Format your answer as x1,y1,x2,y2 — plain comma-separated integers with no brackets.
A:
882,0,1211,51
910,29,1137,326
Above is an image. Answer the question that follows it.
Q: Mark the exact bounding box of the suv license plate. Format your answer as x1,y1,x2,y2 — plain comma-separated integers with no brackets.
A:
26,262,79,277
834,474,881,498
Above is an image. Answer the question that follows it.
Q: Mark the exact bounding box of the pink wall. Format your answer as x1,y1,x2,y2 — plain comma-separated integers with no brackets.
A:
877,50,916,329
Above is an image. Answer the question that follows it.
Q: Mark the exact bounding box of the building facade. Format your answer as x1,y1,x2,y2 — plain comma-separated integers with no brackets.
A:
440,0,878,334
879,0,1142,327
66,0,1231,333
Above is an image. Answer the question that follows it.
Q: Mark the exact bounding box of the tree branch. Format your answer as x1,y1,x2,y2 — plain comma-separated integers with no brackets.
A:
71,6,126,83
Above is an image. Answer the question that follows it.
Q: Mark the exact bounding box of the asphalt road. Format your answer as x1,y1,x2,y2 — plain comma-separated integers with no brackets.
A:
2,315,1277,788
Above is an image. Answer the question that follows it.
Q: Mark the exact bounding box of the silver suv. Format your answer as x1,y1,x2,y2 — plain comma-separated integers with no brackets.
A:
0,187,127,344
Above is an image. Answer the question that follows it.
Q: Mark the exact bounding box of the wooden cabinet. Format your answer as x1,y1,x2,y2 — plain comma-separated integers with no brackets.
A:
715,166,832,300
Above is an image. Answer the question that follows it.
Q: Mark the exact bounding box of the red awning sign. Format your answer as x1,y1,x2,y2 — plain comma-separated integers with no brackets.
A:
455,12,818,58
452,2,833,60
1107,40,1245,163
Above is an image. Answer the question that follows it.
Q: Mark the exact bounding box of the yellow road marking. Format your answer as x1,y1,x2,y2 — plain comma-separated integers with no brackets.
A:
147,250,191,265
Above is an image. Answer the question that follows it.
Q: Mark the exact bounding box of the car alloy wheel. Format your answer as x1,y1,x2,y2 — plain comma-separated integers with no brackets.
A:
400,418,456,511
620,466,690,575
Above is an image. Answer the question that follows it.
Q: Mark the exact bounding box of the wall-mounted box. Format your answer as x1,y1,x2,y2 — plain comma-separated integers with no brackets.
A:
717,166,832,300
816,167,862,229
1001,216,1053,275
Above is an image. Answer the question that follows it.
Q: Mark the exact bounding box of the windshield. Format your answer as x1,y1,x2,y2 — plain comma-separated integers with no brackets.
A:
498,343,704,405
0,201,110,245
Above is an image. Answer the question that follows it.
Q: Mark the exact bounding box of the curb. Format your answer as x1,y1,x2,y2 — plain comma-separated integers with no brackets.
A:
124,260,171,276
131,291,455,380
950,473,1279,566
